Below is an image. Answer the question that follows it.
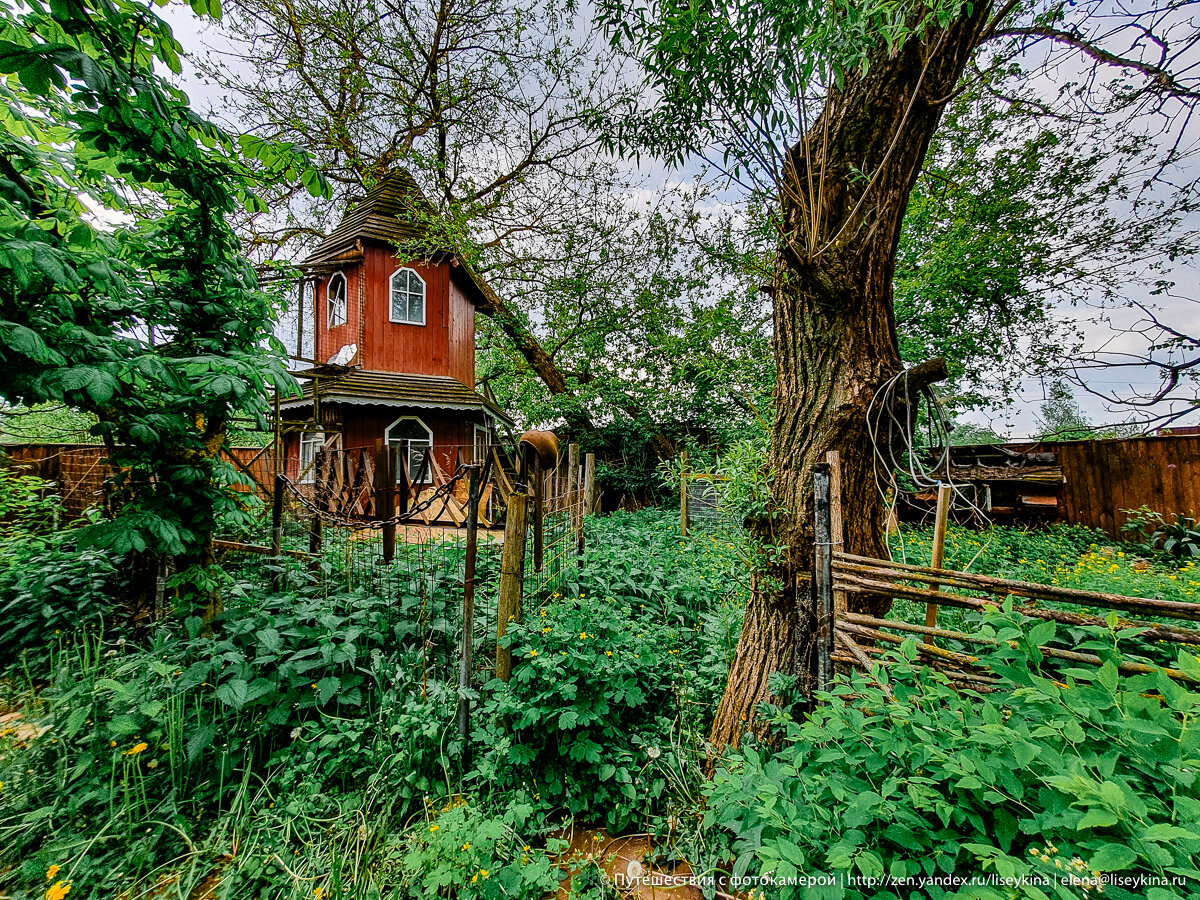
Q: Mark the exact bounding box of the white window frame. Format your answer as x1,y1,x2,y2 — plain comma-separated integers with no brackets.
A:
473,424,490,463
299,430,325,483
327,272,347,328
388,267,427,326
385,415,434,483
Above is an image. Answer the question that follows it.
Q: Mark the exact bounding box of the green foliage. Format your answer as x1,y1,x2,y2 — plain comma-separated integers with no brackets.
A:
707,611,1200,899
1123,507,1200,565
0,539,116,664
0,402,99,443
0,0,326,562
598,0,970,175
475,593,683,832
392,799,562,899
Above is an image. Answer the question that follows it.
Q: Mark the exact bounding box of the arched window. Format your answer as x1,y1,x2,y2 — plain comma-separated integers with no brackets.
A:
385,415,433,482
389,267,426,325
327,272,347,328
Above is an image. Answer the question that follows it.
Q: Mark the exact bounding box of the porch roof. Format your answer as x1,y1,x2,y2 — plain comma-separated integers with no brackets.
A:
280,370,513,424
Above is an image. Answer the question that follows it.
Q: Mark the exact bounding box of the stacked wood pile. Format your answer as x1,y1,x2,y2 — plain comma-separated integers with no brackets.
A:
911,433,1200,537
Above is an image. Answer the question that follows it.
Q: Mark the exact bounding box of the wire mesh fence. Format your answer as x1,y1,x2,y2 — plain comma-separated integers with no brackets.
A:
683,475,739,536
213,443,588,687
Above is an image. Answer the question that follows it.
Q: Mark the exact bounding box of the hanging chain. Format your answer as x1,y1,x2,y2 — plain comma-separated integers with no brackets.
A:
280,464,473,530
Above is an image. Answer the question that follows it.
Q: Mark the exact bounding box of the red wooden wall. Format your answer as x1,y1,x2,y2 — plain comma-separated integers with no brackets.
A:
315,243,475,384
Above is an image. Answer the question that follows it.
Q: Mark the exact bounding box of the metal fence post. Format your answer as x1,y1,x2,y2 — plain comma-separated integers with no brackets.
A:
813,463,833,695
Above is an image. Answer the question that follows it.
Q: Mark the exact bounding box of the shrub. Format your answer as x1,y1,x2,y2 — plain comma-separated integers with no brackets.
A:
473,594,685,832
706,610,1200,899
389,798,562,899
0,538,117,664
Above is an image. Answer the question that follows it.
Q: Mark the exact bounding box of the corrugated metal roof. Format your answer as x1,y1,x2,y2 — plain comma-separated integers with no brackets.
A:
281,370,513,424
299,169,502,311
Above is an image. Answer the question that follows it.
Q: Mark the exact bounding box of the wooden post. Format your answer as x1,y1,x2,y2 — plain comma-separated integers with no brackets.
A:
813,463,834,695
457,464,483,743
583,452,596,515
532,454,544,572
925,483,953,631
568,443,581,552
271,474,285,590
272,388,282,480
272,474,285,556
395,446,410,517
496,492,528,682
825,451,847,620
375,440,397,563
680,449,689,535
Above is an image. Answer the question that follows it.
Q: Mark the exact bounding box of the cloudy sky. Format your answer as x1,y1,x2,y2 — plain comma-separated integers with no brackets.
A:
159,1,1198,440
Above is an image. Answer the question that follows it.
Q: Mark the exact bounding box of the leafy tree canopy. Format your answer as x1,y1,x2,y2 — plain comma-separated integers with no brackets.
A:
0,0,326,560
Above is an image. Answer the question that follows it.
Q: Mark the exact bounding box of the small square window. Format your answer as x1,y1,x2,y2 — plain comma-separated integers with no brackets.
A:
389,267,426,325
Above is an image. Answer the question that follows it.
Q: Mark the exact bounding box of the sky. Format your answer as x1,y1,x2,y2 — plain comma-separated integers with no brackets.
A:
158,1,1199,440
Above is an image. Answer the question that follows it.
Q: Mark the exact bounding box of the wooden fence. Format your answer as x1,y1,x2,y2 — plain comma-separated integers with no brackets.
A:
1,443,274,521
812,461,1200,695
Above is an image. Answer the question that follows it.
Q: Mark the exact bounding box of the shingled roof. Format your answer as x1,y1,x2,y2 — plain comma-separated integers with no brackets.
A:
300,169,500,310
280,370,513,424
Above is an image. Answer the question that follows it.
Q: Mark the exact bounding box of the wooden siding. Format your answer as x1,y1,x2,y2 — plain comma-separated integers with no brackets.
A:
1052,435,1200,538
2,444,273,520
314,243,474,384
283,405,487,483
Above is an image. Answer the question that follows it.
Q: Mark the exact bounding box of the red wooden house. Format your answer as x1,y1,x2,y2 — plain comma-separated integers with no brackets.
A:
282,170,511,486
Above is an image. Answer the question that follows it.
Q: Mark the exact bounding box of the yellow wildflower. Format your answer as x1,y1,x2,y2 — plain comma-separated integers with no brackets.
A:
46,882,71,900
128,742,148,755
529,650,538,657
605,651,612,657
46,865,60,881
481,869,490,879
462,842,471,851
430,824,439,832
314,889,324,900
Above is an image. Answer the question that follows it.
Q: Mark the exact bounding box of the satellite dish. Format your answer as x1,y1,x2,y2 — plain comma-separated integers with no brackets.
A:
327,343,357,366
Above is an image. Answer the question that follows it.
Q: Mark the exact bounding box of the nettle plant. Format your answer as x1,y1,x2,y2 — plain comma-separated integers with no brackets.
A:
474,593,686,832
706,609,1200,899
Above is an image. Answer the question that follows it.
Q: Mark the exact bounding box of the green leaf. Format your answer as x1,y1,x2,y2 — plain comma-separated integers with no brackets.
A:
216,678,249,709
1090,843,1137,871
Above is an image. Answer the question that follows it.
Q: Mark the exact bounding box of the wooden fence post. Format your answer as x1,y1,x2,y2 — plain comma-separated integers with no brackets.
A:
569,443,582,553
680,449,689,535
271,474,285,591
375,440,397,563
925,483,953,632
496,491,528,682
583,452,596,516
272,474,285,556
813,463,834,695
826,451,847,620
457,464,484,744
532,454,544,572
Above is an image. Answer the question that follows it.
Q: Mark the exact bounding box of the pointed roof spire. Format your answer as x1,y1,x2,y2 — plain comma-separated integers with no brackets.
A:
299,168,500,310
302,169,437,266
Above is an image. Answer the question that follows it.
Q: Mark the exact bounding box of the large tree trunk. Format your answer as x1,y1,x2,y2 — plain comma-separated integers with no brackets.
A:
709,6,994,754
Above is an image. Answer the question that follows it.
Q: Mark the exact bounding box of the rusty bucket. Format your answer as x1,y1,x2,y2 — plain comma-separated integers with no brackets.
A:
518,430,559,470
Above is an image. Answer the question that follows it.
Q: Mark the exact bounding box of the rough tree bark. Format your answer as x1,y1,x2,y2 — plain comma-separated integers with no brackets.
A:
709,5,994,754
